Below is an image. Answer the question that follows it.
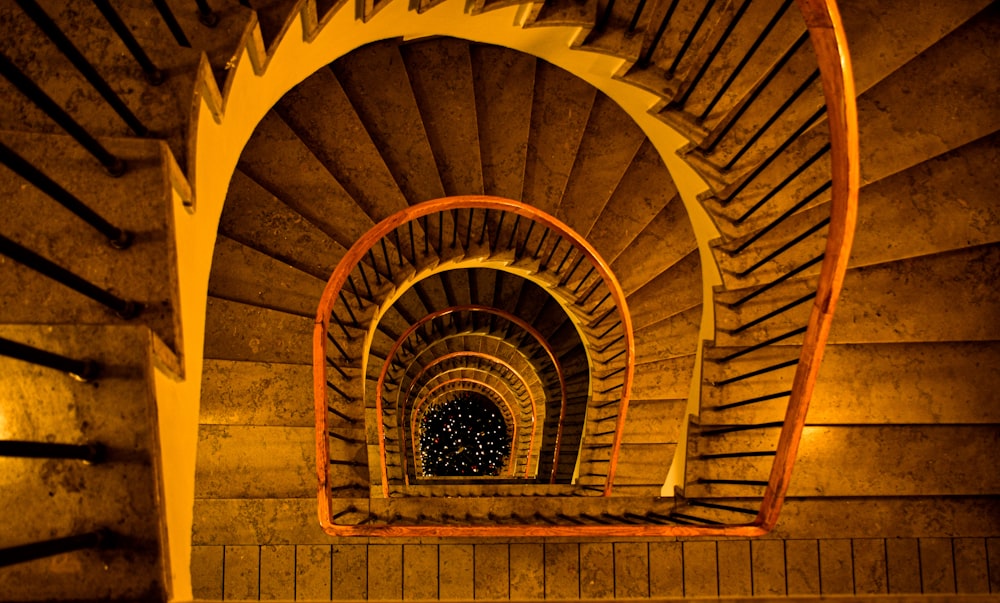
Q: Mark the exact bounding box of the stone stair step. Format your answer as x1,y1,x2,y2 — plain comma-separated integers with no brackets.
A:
0,132,179,351
201,359,361,428
237,111,374,250
274,65,413,225
203,296,314,364
633,305,702,363
0,1,209,159
617,398,686,445
220,169,350,282
0,324,163,600
521,60,597,216
610,194,698,295
579,442,675,487
854,3,1000,187
838,0,994,96
714,243,1000,347
713,130,1000,289
208,235,326,318
554,93,646,239
195,424,322,499
583,140,678,264
658,0,804,132
401,38,484,197
631,354,697,400
625,249,701,329
330,40,446,205
471,45,535,200
699,4,999,234
191,495,1000,545
703,341,1000,425
688,425,1000,498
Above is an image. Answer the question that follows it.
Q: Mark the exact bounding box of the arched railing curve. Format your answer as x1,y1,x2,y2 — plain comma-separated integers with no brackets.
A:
400,351,539,478
375,305,567,496
408,378,518,478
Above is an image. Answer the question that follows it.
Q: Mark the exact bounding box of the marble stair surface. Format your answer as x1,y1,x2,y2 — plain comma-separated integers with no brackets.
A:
0,325,166,600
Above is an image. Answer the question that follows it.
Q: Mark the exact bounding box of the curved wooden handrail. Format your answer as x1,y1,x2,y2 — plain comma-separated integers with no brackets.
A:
315,196,634,509
400,351,539,478
408,378,518,478
754,0,859,531
375,305,567,496
310,0,856,537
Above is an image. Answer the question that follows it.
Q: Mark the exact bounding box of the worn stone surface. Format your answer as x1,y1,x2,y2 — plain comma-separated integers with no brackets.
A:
556,93,646,239
704,341,1000,425
237,112,374,251
0,133,179,350
472,45,535,201
275,67,411,224
209,234,326,317
401,39,484,198
0,325,162,600
521,61,597,216
331,41,446,206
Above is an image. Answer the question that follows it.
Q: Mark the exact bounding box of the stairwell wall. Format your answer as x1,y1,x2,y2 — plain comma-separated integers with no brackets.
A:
165,0,720,597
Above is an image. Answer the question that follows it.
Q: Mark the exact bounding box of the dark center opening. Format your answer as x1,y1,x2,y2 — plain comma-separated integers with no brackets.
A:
419,391,510,477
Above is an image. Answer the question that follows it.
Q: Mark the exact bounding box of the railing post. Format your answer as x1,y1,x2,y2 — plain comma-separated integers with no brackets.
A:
0,142,133,248
0,234,142,319
92,0,166,84
0,51,125,176
0,440,105,463
0,336,99,381
151,0,193,47
0,530,113,568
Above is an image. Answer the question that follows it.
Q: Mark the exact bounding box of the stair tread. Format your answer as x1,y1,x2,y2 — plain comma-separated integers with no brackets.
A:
521,61,597,216
713,242,1000,347
204,296,315,364
626,249,702,329
704,341,1000,425
275,65,412,224
0,133,179,350
0,324,162,599
237,112,375,250
330,40,446,205
471,45,536,200
401,39,484,197
208,235,326,318
555,93,647,238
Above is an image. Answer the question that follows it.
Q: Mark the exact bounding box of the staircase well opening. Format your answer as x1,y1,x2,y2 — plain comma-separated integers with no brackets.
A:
417,390,511,477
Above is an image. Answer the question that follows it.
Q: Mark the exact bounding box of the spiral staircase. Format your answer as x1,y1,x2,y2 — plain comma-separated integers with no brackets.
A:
0,0,998,600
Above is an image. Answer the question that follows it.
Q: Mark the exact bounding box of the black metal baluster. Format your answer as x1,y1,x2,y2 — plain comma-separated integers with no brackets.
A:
721,74,823,170
392,228,404,267
15,0,149,136
150,0,191,46
0,530,113,568
0,233,141,318
724,253,823,308
639,0,680,68
0,336,98,381
701,31,809,153
0,440,104,462
672,0,752,108
379,239,393,281
0,142,132,247
194,0,220,27
731,217,829,278
666,0,718,77
408,220,415,264
0,51,125,176
627,0,648,33
92,0,165,84
366,249,382,285
698,0,796,120
479,209,490,245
